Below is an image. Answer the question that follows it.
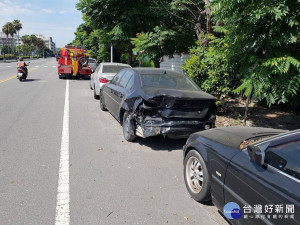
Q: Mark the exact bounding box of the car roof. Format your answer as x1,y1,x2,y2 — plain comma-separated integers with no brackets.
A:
101,62,131,66
132,68,186,76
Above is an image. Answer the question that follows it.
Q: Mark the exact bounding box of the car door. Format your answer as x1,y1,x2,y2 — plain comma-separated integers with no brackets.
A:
110,70,134,119
223,132,300,225
102,70,125,115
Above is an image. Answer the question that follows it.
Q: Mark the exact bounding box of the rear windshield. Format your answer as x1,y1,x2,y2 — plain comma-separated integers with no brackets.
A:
88,58,97,63
140,73,200,91
102,65,130,73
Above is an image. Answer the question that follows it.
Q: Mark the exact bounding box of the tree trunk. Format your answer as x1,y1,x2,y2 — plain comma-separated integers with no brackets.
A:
205,0,212,34
243,85,254,126
194,22,202,42
127,42,133,65
154,60,160,68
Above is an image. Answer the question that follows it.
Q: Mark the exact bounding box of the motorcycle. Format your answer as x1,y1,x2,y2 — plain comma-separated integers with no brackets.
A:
17,62,30,81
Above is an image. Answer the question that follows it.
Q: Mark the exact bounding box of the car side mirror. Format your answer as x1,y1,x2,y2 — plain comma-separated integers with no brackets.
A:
247,145,266,166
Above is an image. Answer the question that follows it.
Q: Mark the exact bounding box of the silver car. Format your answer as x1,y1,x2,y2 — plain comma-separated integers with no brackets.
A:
90,63,131,99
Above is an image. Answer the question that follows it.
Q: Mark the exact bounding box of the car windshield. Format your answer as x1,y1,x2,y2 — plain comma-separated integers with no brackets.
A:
140,73,200,91
102,65,130,73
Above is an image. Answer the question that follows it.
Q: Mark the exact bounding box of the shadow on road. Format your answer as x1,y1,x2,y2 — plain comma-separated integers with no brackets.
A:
137,136,186,151
23,79,42,82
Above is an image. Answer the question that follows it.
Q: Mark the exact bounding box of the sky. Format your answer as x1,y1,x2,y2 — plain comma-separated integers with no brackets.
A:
0,0,84,48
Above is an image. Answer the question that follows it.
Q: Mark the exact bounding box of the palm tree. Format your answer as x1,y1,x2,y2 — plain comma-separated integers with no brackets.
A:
2,23,10,48
8,25,16,53
2,22,16,52
13,20,22,53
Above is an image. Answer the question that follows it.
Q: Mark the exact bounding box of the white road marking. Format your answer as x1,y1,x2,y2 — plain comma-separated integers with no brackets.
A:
35,66,39,67
53,66,57,68
55,80,70,225
6,66,11,67
44,66,48,67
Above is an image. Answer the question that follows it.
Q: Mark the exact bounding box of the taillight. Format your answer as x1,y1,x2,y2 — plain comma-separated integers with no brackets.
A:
99,78,109,83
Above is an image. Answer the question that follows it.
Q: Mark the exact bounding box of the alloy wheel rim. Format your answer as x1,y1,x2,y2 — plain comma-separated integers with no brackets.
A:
186,156,203,193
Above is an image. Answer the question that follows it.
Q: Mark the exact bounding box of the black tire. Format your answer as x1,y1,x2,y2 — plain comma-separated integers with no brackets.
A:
94,85,99,99
184,149,211,202
19,77,22,82
99,91,107,111
122,112,136,142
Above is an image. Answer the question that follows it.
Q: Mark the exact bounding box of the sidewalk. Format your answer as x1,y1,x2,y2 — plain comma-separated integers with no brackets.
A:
0,58,42,63
0,59,18,63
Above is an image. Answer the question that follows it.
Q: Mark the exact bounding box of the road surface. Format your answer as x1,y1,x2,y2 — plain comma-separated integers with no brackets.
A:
0,58,228,225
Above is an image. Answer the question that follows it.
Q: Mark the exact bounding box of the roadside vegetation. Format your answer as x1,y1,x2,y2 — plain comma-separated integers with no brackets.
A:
74,0,299,124
1,20,52,59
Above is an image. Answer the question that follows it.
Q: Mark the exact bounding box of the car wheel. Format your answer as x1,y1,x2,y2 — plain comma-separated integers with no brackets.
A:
94,85,99,99
122,112,136,142
184,149,211,202
99,91,107,111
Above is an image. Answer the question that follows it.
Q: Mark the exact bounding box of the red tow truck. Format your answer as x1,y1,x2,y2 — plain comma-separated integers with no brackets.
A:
57,45,92,79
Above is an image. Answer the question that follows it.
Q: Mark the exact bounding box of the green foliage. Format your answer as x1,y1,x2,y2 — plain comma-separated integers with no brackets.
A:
131,23,195,67
141,58,155,67
213,0,300,106
20,35,45,57
73,0,299,107
0,54,15,60
182,34,240,97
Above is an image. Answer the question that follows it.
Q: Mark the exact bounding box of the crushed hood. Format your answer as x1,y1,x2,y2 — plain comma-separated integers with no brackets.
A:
140,87,216,101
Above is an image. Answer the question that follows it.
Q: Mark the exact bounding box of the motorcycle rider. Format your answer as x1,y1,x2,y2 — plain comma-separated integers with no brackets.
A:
17,57,28,75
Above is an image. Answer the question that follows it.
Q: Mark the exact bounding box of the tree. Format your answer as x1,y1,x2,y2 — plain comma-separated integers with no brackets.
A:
20,35,45,57
76,0,164,65
213,0,300,106
13,20,22,51
156,0,213,44
2,22,16,53
132,24,195,67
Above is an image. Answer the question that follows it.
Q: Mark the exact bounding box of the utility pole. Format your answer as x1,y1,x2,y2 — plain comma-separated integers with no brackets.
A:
110,43,113,63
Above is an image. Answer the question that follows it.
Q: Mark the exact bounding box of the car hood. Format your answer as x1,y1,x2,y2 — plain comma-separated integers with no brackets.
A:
192,126,287,150
140,87,216,101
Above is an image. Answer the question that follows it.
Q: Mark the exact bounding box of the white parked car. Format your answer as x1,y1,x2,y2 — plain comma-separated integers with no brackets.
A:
90,63,131,99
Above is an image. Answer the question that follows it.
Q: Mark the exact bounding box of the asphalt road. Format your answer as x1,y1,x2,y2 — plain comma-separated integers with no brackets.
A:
0,58,228,225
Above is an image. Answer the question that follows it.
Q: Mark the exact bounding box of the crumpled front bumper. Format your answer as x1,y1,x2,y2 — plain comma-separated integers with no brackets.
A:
135,115,216,138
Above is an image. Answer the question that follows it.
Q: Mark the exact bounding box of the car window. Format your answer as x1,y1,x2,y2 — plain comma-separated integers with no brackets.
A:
110,70,125,85
265,138,300,180
102,65,130,73
125,76,134,90
88,58,97,63
139,73,200,91
119,71,133,88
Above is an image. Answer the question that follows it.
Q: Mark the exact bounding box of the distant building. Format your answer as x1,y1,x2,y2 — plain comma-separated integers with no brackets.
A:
0,32,56,55
0,32,19,55
0,32,19,46
35,34,56,53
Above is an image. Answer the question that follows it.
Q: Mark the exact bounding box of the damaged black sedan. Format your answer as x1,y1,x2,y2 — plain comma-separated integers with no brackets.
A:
99,68,216,141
